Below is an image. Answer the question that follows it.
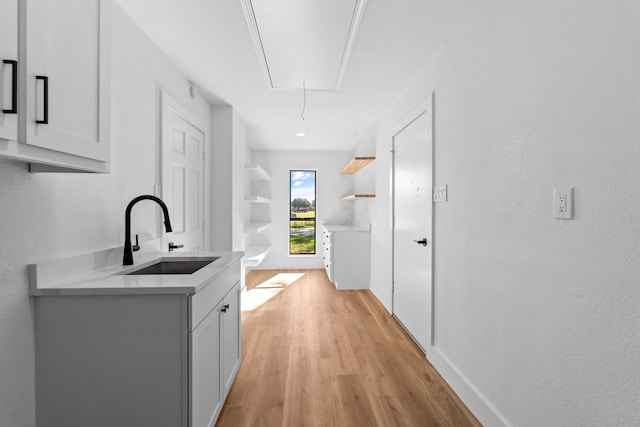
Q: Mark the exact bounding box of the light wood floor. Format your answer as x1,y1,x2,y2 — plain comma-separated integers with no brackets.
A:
215,269,480,427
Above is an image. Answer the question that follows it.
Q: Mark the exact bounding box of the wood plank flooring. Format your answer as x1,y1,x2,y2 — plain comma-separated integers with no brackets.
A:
215,269,480,427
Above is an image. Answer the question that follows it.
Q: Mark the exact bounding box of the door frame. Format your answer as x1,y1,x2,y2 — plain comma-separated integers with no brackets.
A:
391,94,435,355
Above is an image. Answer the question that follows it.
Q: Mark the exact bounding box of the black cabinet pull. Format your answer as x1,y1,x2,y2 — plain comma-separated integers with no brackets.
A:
2,60,17,114
413,238,428,246
35,75,48,124
221,303,230,313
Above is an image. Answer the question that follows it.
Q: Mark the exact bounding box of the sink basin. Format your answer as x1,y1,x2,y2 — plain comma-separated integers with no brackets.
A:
125,257,219,275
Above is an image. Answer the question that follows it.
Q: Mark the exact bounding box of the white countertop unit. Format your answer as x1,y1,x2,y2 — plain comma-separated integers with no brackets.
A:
322,223,371,290
29,250,244,296
31,248,244,427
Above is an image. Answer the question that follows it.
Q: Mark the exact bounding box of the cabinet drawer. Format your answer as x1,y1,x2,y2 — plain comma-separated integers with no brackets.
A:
189,260,240,330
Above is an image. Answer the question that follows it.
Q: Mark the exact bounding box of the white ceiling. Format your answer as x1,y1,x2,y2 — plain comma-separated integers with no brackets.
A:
115,0,478,151
241,0,367,91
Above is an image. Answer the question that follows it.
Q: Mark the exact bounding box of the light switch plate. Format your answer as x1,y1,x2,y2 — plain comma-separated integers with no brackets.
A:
433,185,448,202
553,187,573,219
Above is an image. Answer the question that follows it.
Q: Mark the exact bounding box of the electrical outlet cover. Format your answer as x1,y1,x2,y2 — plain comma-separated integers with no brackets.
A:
553,187,573,219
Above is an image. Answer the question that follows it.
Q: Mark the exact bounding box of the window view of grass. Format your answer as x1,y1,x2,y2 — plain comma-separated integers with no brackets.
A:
290,212,316,254
290,171,316,255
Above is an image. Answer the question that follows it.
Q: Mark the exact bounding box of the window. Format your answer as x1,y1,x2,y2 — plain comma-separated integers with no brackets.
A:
289,170,316,255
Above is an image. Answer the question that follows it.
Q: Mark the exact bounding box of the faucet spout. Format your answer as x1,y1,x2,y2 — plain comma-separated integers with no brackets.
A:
123,195,173,265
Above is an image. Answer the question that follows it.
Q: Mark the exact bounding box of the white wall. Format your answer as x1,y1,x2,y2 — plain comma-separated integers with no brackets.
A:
362,0,640,425
251,150,354,270
0,4,211,426
211,106,246,252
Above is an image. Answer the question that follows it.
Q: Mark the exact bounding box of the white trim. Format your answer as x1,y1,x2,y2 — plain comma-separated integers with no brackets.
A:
161,90,206,132
238,0,273,89
369,279,391,313
427,347,511,427
335,0,368,91
392,96,433,136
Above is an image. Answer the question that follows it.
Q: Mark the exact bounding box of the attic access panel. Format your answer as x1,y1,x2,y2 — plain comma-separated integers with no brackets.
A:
241,0,368,91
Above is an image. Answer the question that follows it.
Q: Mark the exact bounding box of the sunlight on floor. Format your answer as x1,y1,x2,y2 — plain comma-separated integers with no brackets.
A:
241,273,305,311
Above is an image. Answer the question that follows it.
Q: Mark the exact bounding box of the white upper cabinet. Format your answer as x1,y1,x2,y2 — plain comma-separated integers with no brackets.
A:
0,0,19,143
0,0,111,172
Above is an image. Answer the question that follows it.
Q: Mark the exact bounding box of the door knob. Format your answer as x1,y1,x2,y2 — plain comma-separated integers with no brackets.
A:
413,238,428,246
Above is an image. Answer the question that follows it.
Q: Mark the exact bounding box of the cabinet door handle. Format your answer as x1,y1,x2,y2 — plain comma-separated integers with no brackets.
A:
35,75,48,124
221,303,230,313
2,60,18,114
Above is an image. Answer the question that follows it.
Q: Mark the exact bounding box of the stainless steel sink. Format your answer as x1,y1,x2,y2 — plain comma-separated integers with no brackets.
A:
125,257,219,275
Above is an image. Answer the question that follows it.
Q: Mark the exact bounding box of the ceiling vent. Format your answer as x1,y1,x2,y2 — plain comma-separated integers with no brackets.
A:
240,0,368,91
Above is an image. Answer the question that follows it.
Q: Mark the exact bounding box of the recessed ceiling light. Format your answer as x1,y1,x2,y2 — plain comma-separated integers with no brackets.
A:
296,132,306,137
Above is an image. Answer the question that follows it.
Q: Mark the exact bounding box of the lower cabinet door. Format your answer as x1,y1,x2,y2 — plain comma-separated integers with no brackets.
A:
190,303,223,427
222,282,241,396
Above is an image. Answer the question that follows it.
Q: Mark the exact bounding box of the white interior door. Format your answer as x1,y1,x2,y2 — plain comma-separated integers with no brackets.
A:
162,93,205,252
392,98,433,352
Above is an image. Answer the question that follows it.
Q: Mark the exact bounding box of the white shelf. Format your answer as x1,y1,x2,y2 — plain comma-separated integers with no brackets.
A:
246,222,271,233
245,246,271,267
339,194,375,201
245,195,271,203
245,161,271,268
245,164,271,181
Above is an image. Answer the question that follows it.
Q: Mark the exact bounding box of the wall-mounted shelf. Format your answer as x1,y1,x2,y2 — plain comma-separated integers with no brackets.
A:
339,157,375,175
246,222,271,233
245,164,271,181
245,245,271,267
245,160,272,269
245,195,271,203
339,194,375,201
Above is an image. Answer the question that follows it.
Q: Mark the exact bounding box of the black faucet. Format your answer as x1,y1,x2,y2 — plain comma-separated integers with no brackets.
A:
123,195,173,265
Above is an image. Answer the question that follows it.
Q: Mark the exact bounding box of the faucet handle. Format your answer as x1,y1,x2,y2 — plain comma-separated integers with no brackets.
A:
132,234,140,252
168,242,184,252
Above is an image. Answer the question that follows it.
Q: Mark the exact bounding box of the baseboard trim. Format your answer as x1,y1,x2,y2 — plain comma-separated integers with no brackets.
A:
369,279,391,313
427,346,511,427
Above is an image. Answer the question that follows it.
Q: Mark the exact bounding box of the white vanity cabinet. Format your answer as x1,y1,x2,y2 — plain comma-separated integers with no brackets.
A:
34,258,241,427
0,0,110,172
322,224,371,290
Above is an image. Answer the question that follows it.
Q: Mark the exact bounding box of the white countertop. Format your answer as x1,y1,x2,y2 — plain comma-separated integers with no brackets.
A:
29,250,244,296
323,223,370,232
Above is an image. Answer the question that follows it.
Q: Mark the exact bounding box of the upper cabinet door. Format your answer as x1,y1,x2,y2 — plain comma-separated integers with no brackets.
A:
0,0,18,143
22,0,110,164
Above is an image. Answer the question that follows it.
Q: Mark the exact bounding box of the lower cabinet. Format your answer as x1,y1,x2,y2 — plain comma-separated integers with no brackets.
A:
322,225,371,290
33,262,241,427
191,282,241,427
221,283,241,396
191,300,223,427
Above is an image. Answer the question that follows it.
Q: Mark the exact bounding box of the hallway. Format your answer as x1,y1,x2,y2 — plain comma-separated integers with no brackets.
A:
216,269,480,426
